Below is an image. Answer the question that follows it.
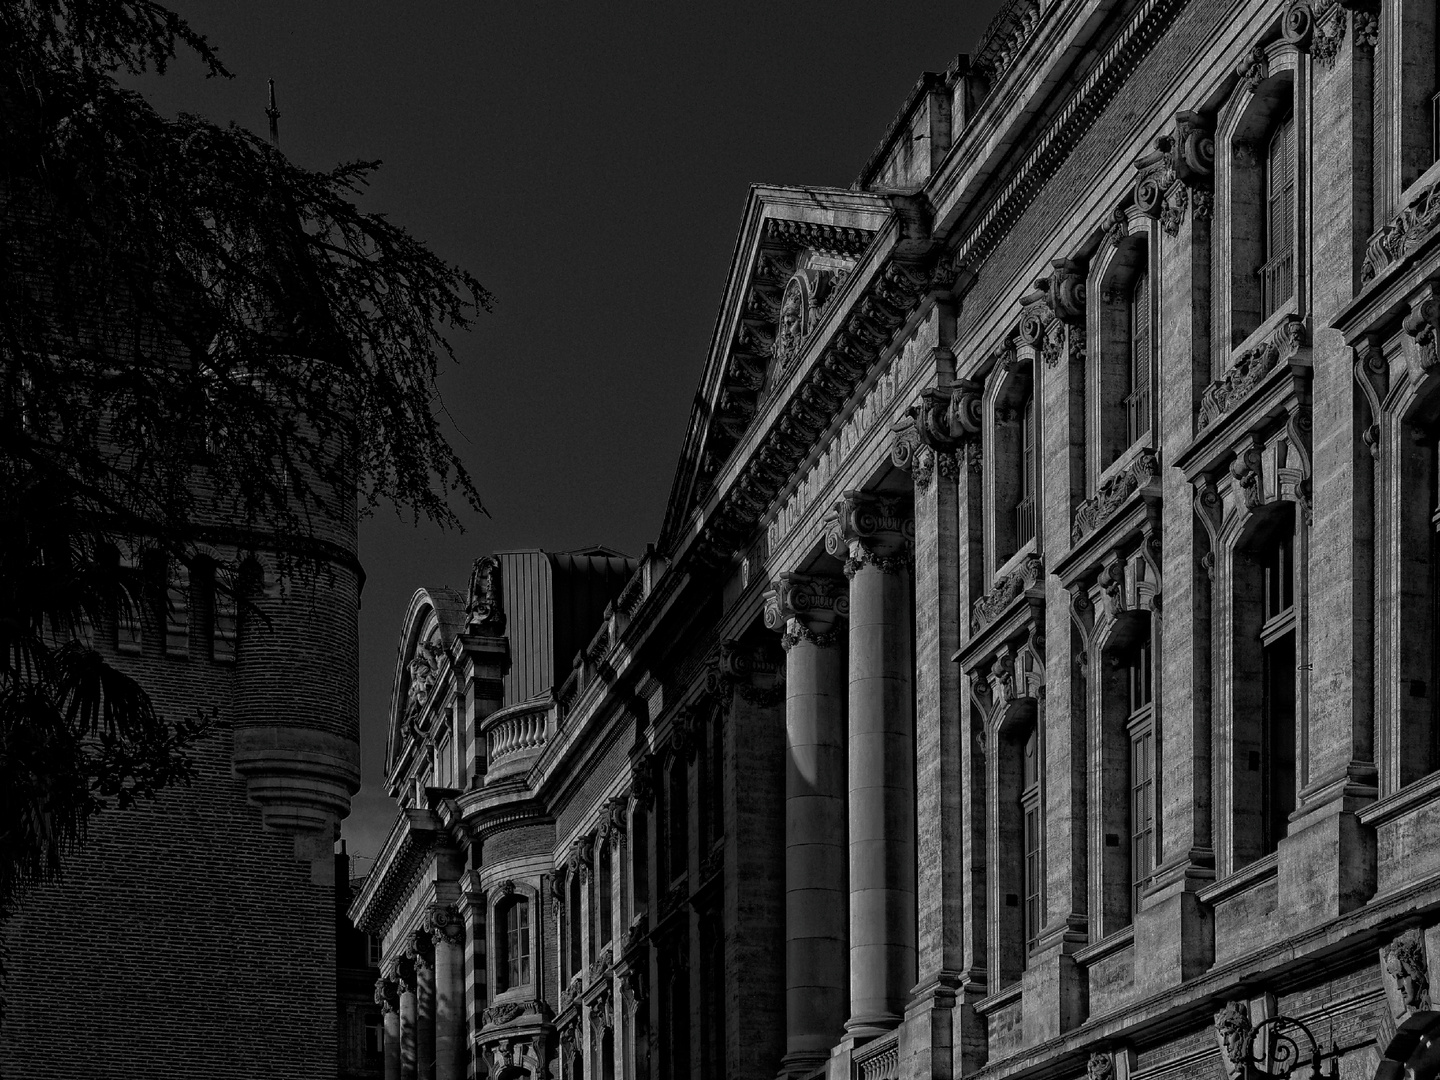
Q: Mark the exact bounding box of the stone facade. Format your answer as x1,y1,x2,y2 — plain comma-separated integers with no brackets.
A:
353,2,1440,1079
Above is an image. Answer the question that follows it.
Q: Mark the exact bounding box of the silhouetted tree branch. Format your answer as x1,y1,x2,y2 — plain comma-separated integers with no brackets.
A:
0,0,492,917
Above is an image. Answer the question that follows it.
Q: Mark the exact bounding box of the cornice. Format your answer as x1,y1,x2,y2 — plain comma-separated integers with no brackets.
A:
929,0,1188,288
349,807,446,934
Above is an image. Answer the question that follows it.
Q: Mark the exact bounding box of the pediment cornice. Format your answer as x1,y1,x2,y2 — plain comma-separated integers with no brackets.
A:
659,187,935,575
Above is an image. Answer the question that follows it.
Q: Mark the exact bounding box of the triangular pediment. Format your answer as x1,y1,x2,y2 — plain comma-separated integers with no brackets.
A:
659,185,914,553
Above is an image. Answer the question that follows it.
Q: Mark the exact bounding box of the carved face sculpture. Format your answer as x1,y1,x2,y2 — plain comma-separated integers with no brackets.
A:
1215,1003,1253,1071
776,277,805,361
1386,935,1431,1012
406,651,434,715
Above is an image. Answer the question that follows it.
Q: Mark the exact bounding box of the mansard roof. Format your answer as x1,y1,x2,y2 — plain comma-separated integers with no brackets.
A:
658,183,931,561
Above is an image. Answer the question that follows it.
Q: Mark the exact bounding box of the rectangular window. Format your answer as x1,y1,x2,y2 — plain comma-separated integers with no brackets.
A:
367,934,382,968
1021,727,1042,957
1127,270,1151,445
1017,394,1038,549
504,899,530,990
1262,115,1296,319
1128,638,1156,914
1260,530,1298,853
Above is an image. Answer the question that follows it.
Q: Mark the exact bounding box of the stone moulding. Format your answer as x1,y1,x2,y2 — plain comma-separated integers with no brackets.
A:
971,552,1045,633
1363,172,1440,284
1198,317,1307,430
692,250,932,571
1072,449,1161,544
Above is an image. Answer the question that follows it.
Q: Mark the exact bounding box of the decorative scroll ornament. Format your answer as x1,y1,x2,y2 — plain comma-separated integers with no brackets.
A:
1198,317,1307,429
1019,261,1083,368
824,490,915,574
428,903,465,947
1134,110,1214,237
1282,0,1316,49
891,381,981,490
1088,1053,1117,1080
1072,449,1161,543
1381,928,1433,1021
1236,43,1269,94
704,638,783,706
631,754,655,810
374,977,399,1015
1214,1001,1255,1079
465,555,505,633
971,553,1045,632
1364,181,1440,284
1404,286,1440,378
763,572,849,650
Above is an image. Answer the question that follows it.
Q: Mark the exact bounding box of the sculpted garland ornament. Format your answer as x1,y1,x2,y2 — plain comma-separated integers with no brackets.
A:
1198,317,1307,429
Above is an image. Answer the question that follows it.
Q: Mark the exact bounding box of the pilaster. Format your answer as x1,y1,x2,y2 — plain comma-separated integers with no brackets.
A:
1277,1,1379,929
1138,105,1218,995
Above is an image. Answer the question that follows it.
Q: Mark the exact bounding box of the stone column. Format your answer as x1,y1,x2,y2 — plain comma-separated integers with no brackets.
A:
824,491,916,1037
763,571,849,1077
398,954,419,1080
429,904,466,1080
414,934,436,1080
377,975,401,1080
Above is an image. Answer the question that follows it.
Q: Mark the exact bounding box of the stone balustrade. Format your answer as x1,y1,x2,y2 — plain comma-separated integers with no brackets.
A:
481,695,554,779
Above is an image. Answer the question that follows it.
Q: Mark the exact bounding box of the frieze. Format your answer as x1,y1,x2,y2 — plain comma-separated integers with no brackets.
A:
1364,177,1440,284
1198,317,1307,429
1072,449,1161,543
972,552,1045,633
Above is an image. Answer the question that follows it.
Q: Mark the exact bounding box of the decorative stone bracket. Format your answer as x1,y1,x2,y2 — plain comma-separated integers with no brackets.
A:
890,382,982,489
1133,110,1214,237
1019,259,1086,368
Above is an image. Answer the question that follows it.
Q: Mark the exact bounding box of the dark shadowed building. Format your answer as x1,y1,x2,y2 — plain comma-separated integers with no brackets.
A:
355,1,1440,1079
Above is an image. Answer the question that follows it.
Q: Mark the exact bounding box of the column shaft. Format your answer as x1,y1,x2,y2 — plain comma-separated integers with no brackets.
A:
400,980,418,1080
783,633,848,1072
845,559,915,1035
416,949,436,1080
384,1007,401,1080
432,924,465,1080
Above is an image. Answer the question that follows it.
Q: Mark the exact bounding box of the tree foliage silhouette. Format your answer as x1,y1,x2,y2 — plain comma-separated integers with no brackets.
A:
0,0,491,916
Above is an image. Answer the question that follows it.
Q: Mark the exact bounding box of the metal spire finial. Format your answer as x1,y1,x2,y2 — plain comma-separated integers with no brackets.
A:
265,79,280,146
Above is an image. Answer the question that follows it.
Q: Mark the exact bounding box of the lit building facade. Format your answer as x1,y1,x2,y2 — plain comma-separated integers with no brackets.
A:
352,1,1440,1078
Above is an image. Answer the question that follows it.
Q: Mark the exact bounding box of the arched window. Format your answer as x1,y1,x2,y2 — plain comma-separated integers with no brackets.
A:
1126,269,1151,446
1262,113,1296,319
1017,391,1037,549
494,895,531,993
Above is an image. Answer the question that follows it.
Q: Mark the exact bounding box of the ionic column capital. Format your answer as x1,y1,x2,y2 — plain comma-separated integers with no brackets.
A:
763,572,848,650
375,976,400,1015
824,490,914,574
427,903,465,947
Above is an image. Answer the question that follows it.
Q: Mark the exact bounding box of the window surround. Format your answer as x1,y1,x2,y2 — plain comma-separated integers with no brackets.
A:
489,882,540,1002
1214,42,1305,371
1089,210,1159,487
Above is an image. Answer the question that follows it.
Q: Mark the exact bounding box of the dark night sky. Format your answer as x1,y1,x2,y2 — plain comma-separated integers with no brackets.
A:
130,1,1006,872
